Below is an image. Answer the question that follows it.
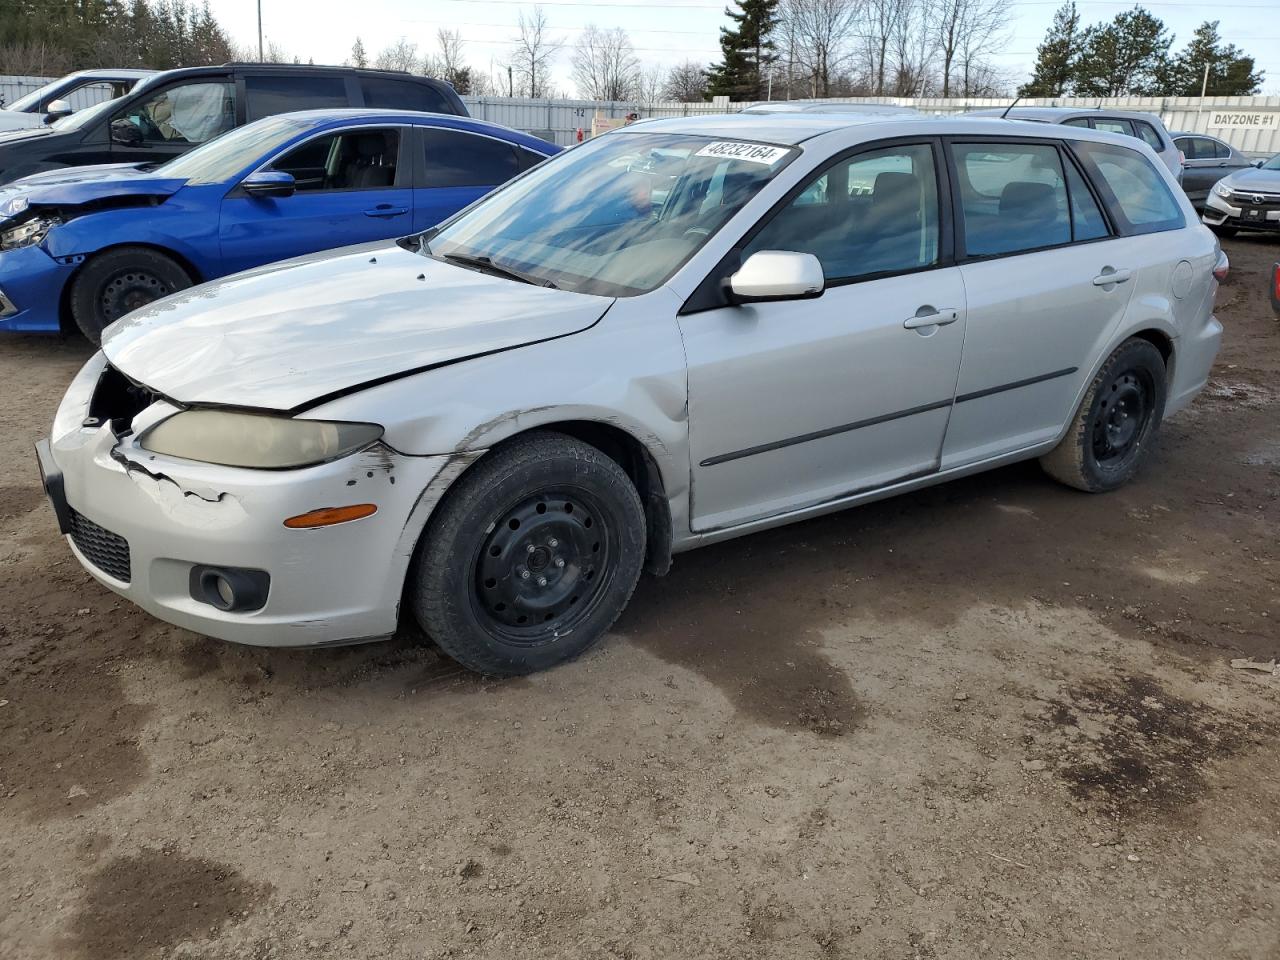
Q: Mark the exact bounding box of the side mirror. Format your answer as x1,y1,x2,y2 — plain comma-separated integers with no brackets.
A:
109,119,143,147
43,98,72,123
728,250,825,304
242,170,296,199
1254,159,1266,168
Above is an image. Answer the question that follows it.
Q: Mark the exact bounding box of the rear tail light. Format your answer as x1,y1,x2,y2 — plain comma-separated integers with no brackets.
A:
1271,262,1280,313
1178,150,1186,167
1213,250,1230,282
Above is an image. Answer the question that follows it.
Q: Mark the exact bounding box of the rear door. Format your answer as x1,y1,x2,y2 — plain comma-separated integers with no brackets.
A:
1179,136,1231,201
940,138,1140,468
414,126,522,231
219,125,413,274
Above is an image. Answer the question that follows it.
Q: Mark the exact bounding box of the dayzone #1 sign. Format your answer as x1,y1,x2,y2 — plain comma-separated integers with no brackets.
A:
1209,112,1278,130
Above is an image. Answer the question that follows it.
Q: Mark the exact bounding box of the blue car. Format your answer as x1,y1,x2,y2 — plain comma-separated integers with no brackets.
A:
0,110,558,341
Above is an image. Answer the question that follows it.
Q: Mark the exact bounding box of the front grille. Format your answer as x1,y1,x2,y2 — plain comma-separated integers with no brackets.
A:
1230,190,1280,206
68,508,131,583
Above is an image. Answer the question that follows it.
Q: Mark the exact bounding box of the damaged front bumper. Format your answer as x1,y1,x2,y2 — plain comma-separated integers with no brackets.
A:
0,241,74,332
40,354,453,647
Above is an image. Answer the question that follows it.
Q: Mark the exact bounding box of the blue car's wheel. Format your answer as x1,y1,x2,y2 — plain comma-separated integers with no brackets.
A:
69,246,192,344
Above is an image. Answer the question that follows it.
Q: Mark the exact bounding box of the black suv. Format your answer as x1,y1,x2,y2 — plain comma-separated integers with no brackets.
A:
0,63,467,185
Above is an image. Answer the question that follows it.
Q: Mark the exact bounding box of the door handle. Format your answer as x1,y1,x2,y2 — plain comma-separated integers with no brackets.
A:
903,307,959,330
1092,268,1132,286
364,205,408,218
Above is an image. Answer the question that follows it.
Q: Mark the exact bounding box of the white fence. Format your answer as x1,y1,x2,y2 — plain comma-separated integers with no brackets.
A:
4,74,1278,155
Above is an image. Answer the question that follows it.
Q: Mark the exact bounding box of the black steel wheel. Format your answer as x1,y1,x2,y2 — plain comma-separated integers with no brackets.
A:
69,246,193,344
473,489,615,644
412,432,647,675
1041,337,1167,493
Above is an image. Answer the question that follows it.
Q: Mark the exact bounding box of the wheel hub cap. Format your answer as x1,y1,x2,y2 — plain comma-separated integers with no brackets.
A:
476,494,604,632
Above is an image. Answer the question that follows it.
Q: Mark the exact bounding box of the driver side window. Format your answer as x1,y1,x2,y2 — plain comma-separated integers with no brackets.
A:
743,143,940,283
113,81,235,146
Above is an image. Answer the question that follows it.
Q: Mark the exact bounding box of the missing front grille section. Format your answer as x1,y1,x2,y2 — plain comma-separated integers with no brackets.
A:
87,364,156,434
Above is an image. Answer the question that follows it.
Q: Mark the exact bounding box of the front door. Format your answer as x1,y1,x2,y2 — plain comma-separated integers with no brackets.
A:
219,126,413,275
681,141,967,532
109,78,236,166
940,138,1143,468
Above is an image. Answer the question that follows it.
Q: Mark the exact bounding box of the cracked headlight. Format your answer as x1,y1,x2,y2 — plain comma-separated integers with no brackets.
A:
1213,182,1233,199
139,410,383,469
1,216,57,250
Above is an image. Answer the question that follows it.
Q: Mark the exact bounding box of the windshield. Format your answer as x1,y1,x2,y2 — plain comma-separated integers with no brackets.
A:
51,94,122,132
424,132,797,297
155,116,314,184
6,78,69,113
1262,154,1280,171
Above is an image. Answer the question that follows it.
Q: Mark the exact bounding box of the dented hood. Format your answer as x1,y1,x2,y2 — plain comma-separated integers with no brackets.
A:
0,163,186,222
102,241,614,411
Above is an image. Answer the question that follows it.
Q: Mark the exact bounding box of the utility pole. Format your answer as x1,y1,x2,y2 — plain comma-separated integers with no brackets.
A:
257,0,264,62
508,65,514,97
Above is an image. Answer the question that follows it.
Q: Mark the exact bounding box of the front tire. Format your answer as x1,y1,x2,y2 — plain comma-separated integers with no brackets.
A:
69,246,193,344
411,432,646,675
1040,338,1167,493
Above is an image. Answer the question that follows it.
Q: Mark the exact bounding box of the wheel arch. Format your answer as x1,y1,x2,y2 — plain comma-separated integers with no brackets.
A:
58,241,205,335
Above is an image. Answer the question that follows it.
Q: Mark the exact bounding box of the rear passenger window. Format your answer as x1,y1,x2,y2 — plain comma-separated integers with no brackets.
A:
1093,118,1134,138
1063,117,1092,129
421,128,519,187
743,143,939,282
245,75,348,122
954,143,1071,255
362,78,449,113
1134,122,1163,150
1073,140,1184,234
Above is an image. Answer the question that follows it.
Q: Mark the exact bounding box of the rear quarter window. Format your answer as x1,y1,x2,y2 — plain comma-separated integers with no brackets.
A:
362,77,451,113
1073,140,1184,235
1134,121,1164,151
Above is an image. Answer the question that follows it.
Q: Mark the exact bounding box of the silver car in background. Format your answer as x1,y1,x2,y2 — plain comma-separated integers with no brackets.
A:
40,113,1223,676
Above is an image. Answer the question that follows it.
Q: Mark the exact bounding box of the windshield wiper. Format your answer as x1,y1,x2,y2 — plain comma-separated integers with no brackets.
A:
439,252,558,289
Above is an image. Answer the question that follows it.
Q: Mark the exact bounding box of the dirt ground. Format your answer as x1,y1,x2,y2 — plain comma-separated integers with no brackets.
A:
1,237,1278,960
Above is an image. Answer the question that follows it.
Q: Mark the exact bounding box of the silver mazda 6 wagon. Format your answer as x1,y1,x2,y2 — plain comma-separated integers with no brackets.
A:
41,113,1224,675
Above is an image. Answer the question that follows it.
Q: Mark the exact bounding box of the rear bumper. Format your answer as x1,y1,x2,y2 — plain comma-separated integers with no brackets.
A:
0,242,74,332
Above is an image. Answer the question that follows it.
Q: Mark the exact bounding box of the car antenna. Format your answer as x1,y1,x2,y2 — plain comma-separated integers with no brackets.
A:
1000,95,1023,119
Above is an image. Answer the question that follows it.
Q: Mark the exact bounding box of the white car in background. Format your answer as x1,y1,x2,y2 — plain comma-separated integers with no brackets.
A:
39,112,1223,676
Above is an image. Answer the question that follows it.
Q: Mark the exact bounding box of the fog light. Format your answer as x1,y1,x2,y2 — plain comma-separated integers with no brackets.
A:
189,565,270,612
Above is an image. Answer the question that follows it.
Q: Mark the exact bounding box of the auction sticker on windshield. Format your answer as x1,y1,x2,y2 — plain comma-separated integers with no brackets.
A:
695,141,791,165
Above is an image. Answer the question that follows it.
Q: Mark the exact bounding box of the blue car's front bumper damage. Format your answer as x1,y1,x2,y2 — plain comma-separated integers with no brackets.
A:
0,242,76,332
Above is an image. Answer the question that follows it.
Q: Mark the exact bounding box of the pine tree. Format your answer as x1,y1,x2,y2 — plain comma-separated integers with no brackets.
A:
1019,2,1081,97
1165,21,1262,96
1072,6,1171,97
706,0,779,101
351,36,368,68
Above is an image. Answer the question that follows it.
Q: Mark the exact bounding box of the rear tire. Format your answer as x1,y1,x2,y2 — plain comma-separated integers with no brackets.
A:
69,246,193,344
411,432,646,676
1040,338,1167,493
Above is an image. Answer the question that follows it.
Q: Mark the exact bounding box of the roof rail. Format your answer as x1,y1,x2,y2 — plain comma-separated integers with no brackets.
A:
220,61,414,76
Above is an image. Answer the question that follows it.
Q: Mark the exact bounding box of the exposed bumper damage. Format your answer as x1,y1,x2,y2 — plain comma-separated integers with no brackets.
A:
44,360,458,647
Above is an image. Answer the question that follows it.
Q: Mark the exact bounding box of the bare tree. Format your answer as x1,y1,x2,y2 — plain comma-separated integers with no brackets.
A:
436,29,466,78
634,64,665,105
570,24,639,100
858,0,908,95
955,0,1010,95
889,0,938,95
662,60,708,101
509,6,562,98
779,0,862,98
0,42,73,78
934,0,1008,96
374,38,421,73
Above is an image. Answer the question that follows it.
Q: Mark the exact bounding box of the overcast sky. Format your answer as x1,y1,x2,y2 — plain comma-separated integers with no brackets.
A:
215,0,1280,96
